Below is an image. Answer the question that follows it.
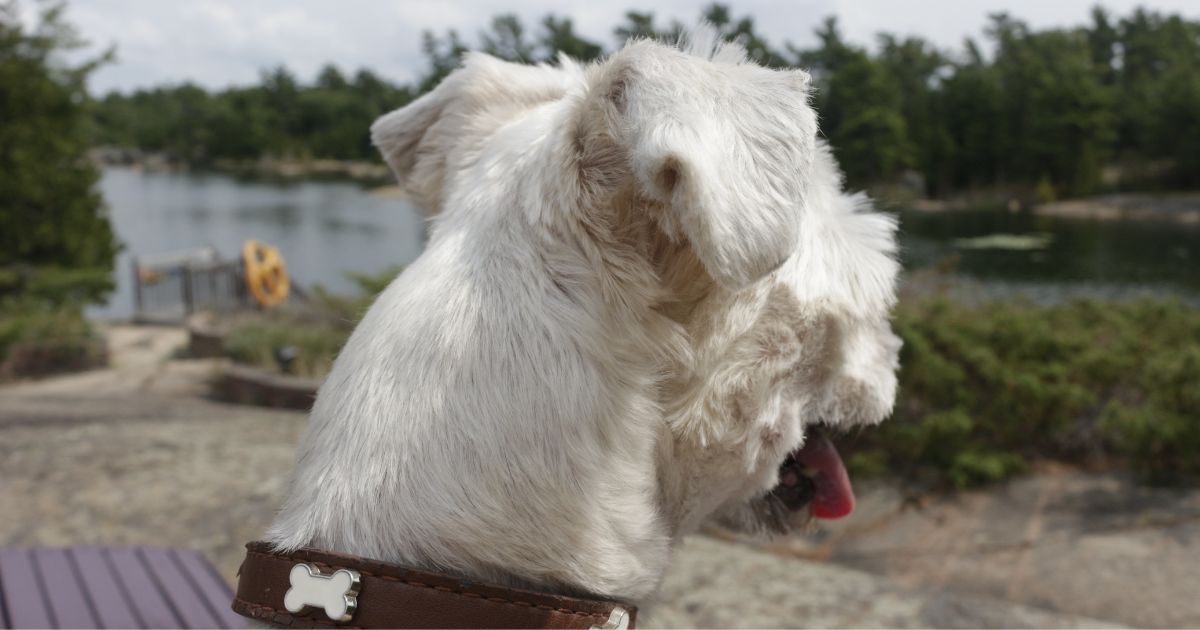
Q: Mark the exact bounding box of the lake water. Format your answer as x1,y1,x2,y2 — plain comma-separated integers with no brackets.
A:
90,167,1200,319
91,167,426,319
897,206,1199,303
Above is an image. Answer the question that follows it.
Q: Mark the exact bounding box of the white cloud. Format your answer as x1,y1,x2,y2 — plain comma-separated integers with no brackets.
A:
63,0,1200,94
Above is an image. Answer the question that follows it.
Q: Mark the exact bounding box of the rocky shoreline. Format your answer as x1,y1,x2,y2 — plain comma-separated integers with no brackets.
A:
1036,192,1200,224
890,190,1200,223
90,147,393,187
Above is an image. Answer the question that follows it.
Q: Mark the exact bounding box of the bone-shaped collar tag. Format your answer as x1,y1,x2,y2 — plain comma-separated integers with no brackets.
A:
283,563,362,622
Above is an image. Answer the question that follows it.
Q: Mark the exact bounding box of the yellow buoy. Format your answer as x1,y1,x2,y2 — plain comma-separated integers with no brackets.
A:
242,239,290,307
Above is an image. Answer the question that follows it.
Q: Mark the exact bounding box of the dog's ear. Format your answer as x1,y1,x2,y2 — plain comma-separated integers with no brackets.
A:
603,46,813,290
371,71,465,214
373,54,576,215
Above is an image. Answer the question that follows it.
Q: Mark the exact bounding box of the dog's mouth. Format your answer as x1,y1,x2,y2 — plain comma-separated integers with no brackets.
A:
770,429,855,519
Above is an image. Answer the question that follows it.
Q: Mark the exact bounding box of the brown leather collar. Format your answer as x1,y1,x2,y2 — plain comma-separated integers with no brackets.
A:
232,541,636,629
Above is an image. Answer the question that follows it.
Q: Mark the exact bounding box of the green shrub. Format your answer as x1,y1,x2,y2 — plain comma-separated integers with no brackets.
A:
1100,346,1200,483
0,266,115,306
0,299,105,379
307,265,403,325
847,296,1200,488
222,317,348,379
221,266,402,378
217,265,1200,487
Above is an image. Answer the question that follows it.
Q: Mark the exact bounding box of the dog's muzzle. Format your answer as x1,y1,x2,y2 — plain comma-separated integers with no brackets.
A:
232,541,635,628
770,428,855,519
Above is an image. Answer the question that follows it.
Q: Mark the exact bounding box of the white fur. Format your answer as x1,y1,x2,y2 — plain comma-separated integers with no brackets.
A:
265,27,900,605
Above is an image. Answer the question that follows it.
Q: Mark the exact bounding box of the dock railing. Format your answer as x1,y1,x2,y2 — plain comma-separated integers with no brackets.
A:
131,247,249,323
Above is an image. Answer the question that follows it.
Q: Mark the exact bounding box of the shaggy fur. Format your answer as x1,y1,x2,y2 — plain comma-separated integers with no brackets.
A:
265,27,900,605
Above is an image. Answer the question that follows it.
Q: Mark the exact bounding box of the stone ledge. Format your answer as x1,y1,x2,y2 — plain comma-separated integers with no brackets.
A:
213,362,318,410
186,314,227,359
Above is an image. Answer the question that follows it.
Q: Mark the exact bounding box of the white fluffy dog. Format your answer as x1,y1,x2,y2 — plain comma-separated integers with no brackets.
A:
265,28,900,605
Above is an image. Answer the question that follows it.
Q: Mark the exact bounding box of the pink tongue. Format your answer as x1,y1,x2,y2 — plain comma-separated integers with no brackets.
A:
794,433,855,519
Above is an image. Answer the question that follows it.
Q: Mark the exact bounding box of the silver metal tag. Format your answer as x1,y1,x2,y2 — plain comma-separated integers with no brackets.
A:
282,563,362,622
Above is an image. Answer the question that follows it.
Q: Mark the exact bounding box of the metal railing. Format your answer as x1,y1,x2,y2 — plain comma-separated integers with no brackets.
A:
131,247,250,323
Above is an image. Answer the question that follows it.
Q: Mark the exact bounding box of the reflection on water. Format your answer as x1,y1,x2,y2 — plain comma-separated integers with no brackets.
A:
90,167,1200,319
896,206,1200,302
90,167,426,319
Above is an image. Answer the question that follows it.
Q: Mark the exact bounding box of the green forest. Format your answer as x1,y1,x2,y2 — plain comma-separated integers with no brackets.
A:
89,5,1200,200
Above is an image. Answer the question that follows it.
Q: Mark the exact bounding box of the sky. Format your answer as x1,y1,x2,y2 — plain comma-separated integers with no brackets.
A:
44,0,1200,94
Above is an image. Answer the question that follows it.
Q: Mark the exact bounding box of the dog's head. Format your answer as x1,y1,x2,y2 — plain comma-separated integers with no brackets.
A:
660,140,901,536
372,29,814,292
592,33,816,289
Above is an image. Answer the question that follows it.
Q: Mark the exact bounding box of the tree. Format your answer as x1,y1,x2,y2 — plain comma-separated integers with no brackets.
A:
986,15,1113,196
614,11,659,43
417,28,466,93
700,4,789,67
83,4,1200,199
1113,10,1200,185
479,14,535,63
876,35,951,196
938,41,1004,191
613,11,682,45
539,15,602,62
259,65,302,156
1087,7,1118,86
0,0,118,303
316,64,348,90
804,18,911,187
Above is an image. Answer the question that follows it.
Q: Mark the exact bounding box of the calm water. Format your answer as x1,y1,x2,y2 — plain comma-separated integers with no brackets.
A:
91,167,426,319
897,207,1200,303
91,167,1200,319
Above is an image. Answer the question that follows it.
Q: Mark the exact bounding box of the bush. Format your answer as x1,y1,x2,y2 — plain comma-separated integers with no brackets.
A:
1100,345,1200,483
0,300,105,380
306,266,402,325
216,264,1200,487
846,296,1200,487
222,317,347,379
220,266,402,378
0,265,114,306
